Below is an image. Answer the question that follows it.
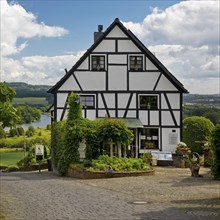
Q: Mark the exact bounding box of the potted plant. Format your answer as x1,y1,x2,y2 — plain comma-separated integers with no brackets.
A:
172,142,191,168
184,152,201,177
176,142,191,155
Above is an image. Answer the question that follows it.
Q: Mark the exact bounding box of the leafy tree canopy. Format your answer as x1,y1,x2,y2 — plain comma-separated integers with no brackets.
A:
0,82,20,128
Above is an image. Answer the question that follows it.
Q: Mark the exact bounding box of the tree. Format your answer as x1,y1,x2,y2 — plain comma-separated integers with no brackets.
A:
57,92,85,175
0,82,20,128
183,116,215,154
16,106,41,124
211,124,220,179
98,118,133,157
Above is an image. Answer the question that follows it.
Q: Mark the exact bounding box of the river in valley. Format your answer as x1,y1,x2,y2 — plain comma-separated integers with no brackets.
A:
21,114,51,129
4,114,51,131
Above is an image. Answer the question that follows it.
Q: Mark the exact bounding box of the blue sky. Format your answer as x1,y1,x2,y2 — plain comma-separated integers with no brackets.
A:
1,0,219,94
13,0,181,56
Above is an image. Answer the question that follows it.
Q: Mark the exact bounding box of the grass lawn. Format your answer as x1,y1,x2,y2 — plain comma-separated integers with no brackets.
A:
0,128,51,148
0,149,24,166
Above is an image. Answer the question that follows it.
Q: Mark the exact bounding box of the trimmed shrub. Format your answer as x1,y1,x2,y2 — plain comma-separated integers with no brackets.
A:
183,116,215,154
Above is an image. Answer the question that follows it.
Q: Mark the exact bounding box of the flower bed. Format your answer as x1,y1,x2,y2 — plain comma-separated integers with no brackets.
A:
68,164,154,179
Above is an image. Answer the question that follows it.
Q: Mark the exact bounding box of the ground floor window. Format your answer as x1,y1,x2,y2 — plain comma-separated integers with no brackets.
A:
140,128,159,150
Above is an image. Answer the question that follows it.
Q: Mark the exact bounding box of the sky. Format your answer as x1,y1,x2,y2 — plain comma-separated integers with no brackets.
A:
0,0,219,94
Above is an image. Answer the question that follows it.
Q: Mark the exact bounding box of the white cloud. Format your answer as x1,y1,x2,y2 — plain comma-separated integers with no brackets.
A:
0,0,219,94
0,0,68,56
123,0,220,94
1,51,85,85
123,1,219,47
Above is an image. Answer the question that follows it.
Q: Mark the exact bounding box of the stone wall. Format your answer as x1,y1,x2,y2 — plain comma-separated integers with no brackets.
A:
68,165,154,179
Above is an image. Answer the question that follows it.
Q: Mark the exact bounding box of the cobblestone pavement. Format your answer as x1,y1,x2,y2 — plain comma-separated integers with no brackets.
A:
0,167,219,220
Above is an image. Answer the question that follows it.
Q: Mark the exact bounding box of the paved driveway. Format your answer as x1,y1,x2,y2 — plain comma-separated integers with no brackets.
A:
0,167,219,220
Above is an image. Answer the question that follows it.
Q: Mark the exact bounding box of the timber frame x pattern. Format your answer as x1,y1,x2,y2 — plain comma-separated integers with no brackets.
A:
48,18,188,154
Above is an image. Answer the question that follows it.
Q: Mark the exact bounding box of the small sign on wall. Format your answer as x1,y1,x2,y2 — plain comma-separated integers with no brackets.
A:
169,133,178,145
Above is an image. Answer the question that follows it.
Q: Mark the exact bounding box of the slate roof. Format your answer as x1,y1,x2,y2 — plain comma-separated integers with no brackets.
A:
48,18,188,93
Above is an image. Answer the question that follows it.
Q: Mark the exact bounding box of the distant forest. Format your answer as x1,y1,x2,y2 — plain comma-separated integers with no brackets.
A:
6,82,53,104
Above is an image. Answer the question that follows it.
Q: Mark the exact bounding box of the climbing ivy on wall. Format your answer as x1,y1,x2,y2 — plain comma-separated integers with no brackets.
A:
52,93,85,175
51,93,134,175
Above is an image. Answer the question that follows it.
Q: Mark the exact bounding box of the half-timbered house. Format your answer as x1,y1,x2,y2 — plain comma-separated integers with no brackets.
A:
48,18,188,157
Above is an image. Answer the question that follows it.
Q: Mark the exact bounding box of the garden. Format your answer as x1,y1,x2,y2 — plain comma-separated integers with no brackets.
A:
51,93,154,177
0,83,220,180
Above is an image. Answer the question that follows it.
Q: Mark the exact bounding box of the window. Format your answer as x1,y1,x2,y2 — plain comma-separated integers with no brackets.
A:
140,128,159,150
130,56,143,71
92,56,105,71
140,95,158,110
80,95,95,109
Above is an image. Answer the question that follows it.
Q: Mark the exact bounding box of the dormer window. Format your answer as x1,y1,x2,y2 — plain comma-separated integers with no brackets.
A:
92,56,105,71
130,56,143,71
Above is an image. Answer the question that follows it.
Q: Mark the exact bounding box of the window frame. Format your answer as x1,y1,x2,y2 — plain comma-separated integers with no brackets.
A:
130,56,143,71
140,128,159,150
139,95,158,110
91,55,105,71
79,95,95,109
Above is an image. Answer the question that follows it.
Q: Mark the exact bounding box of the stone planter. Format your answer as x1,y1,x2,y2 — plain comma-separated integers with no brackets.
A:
68,165,155,179
172,153,185,168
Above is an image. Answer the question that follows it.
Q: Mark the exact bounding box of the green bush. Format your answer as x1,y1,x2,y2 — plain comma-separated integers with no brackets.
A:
17,155,33,167
88,155,152,172
9,128,19,137
51,120,66,168
183,116,215,154
83,159,92,168
0,126,6,138
17,145,48,168
6,165,19,172
211,124,220,179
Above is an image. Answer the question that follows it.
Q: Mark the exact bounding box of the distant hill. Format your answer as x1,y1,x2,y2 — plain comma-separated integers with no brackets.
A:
6,82,219,107
183,94,219,107
6,82,52,98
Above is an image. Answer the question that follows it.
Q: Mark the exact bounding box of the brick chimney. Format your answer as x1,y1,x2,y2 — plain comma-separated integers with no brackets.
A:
94,25,103,42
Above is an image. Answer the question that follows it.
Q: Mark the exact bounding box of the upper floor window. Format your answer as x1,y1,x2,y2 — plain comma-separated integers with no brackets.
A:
140,95,158,110
130,56,143,71
92,56,105,71
80,95,95,109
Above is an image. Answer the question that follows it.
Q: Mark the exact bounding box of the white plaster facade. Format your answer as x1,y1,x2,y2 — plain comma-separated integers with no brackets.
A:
48,18,188,155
